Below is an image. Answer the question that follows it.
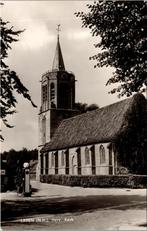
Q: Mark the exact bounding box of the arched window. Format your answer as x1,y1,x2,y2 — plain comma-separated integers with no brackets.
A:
61,151,65,166
51,152,54,167
99,145,105,164
85,147,90,165
42,117,46,144
50,83,55,101
71,155,76,175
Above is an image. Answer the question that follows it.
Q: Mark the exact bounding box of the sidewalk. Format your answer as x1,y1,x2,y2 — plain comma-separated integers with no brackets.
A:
1,180,146,201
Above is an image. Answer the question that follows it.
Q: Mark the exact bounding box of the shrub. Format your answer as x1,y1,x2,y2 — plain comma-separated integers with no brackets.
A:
40,174,147,188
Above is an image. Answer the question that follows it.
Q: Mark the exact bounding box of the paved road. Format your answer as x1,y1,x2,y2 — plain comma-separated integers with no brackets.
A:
1,181,147,230
1,194,146,221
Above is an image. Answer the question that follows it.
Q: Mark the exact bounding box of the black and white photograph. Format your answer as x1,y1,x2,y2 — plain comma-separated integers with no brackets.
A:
1,1,147,230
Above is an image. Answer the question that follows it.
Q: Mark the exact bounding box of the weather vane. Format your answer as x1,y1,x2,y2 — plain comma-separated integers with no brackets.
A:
57,24,61,38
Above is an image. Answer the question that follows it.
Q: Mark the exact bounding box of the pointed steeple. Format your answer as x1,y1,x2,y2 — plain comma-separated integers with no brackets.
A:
52,25,65,71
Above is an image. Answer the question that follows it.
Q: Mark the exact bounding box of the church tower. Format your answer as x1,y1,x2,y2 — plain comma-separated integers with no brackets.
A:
38,26,78,148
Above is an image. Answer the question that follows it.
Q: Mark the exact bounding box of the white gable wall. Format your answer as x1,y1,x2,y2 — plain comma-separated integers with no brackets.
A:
41,142,115,176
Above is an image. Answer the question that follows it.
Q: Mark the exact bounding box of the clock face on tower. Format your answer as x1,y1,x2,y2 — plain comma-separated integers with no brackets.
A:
60,73,74,81
61,73,68,80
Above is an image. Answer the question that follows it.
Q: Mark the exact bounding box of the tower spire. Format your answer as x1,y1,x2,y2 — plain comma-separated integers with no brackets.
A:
52,24,65,71
57,24,61,40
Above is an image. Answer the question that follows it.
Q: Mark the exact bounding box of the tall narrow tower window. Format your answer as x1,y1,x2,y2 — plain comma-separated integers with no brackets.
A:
42,85,47,102
50,83,55,101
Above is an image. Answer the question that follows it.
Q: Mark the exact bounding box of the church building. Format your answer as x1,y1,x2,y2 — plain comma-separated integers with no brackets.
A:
38,31,147,182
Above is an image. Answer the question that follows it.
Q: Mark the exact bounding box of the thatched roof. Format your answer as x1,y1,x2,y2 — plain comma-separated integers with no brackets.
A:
41,94,147,152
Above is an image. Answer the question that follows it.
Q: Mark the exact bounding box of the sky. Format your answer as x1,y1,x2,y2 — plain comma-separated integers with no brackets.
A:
1,1,124,152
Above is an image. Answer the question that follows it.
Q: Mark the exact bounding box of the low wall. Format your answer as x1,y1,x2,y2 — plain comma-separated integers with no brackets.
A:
40,174,147,189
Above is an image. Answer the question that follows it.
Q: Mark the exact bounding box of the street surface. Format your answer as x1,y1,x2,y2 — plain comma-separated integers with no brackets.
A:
1,180,147,230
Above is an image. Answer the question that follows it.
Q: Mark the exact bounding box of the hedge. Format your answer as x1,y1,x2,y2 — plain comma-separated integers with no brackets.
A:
40,174,147,189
